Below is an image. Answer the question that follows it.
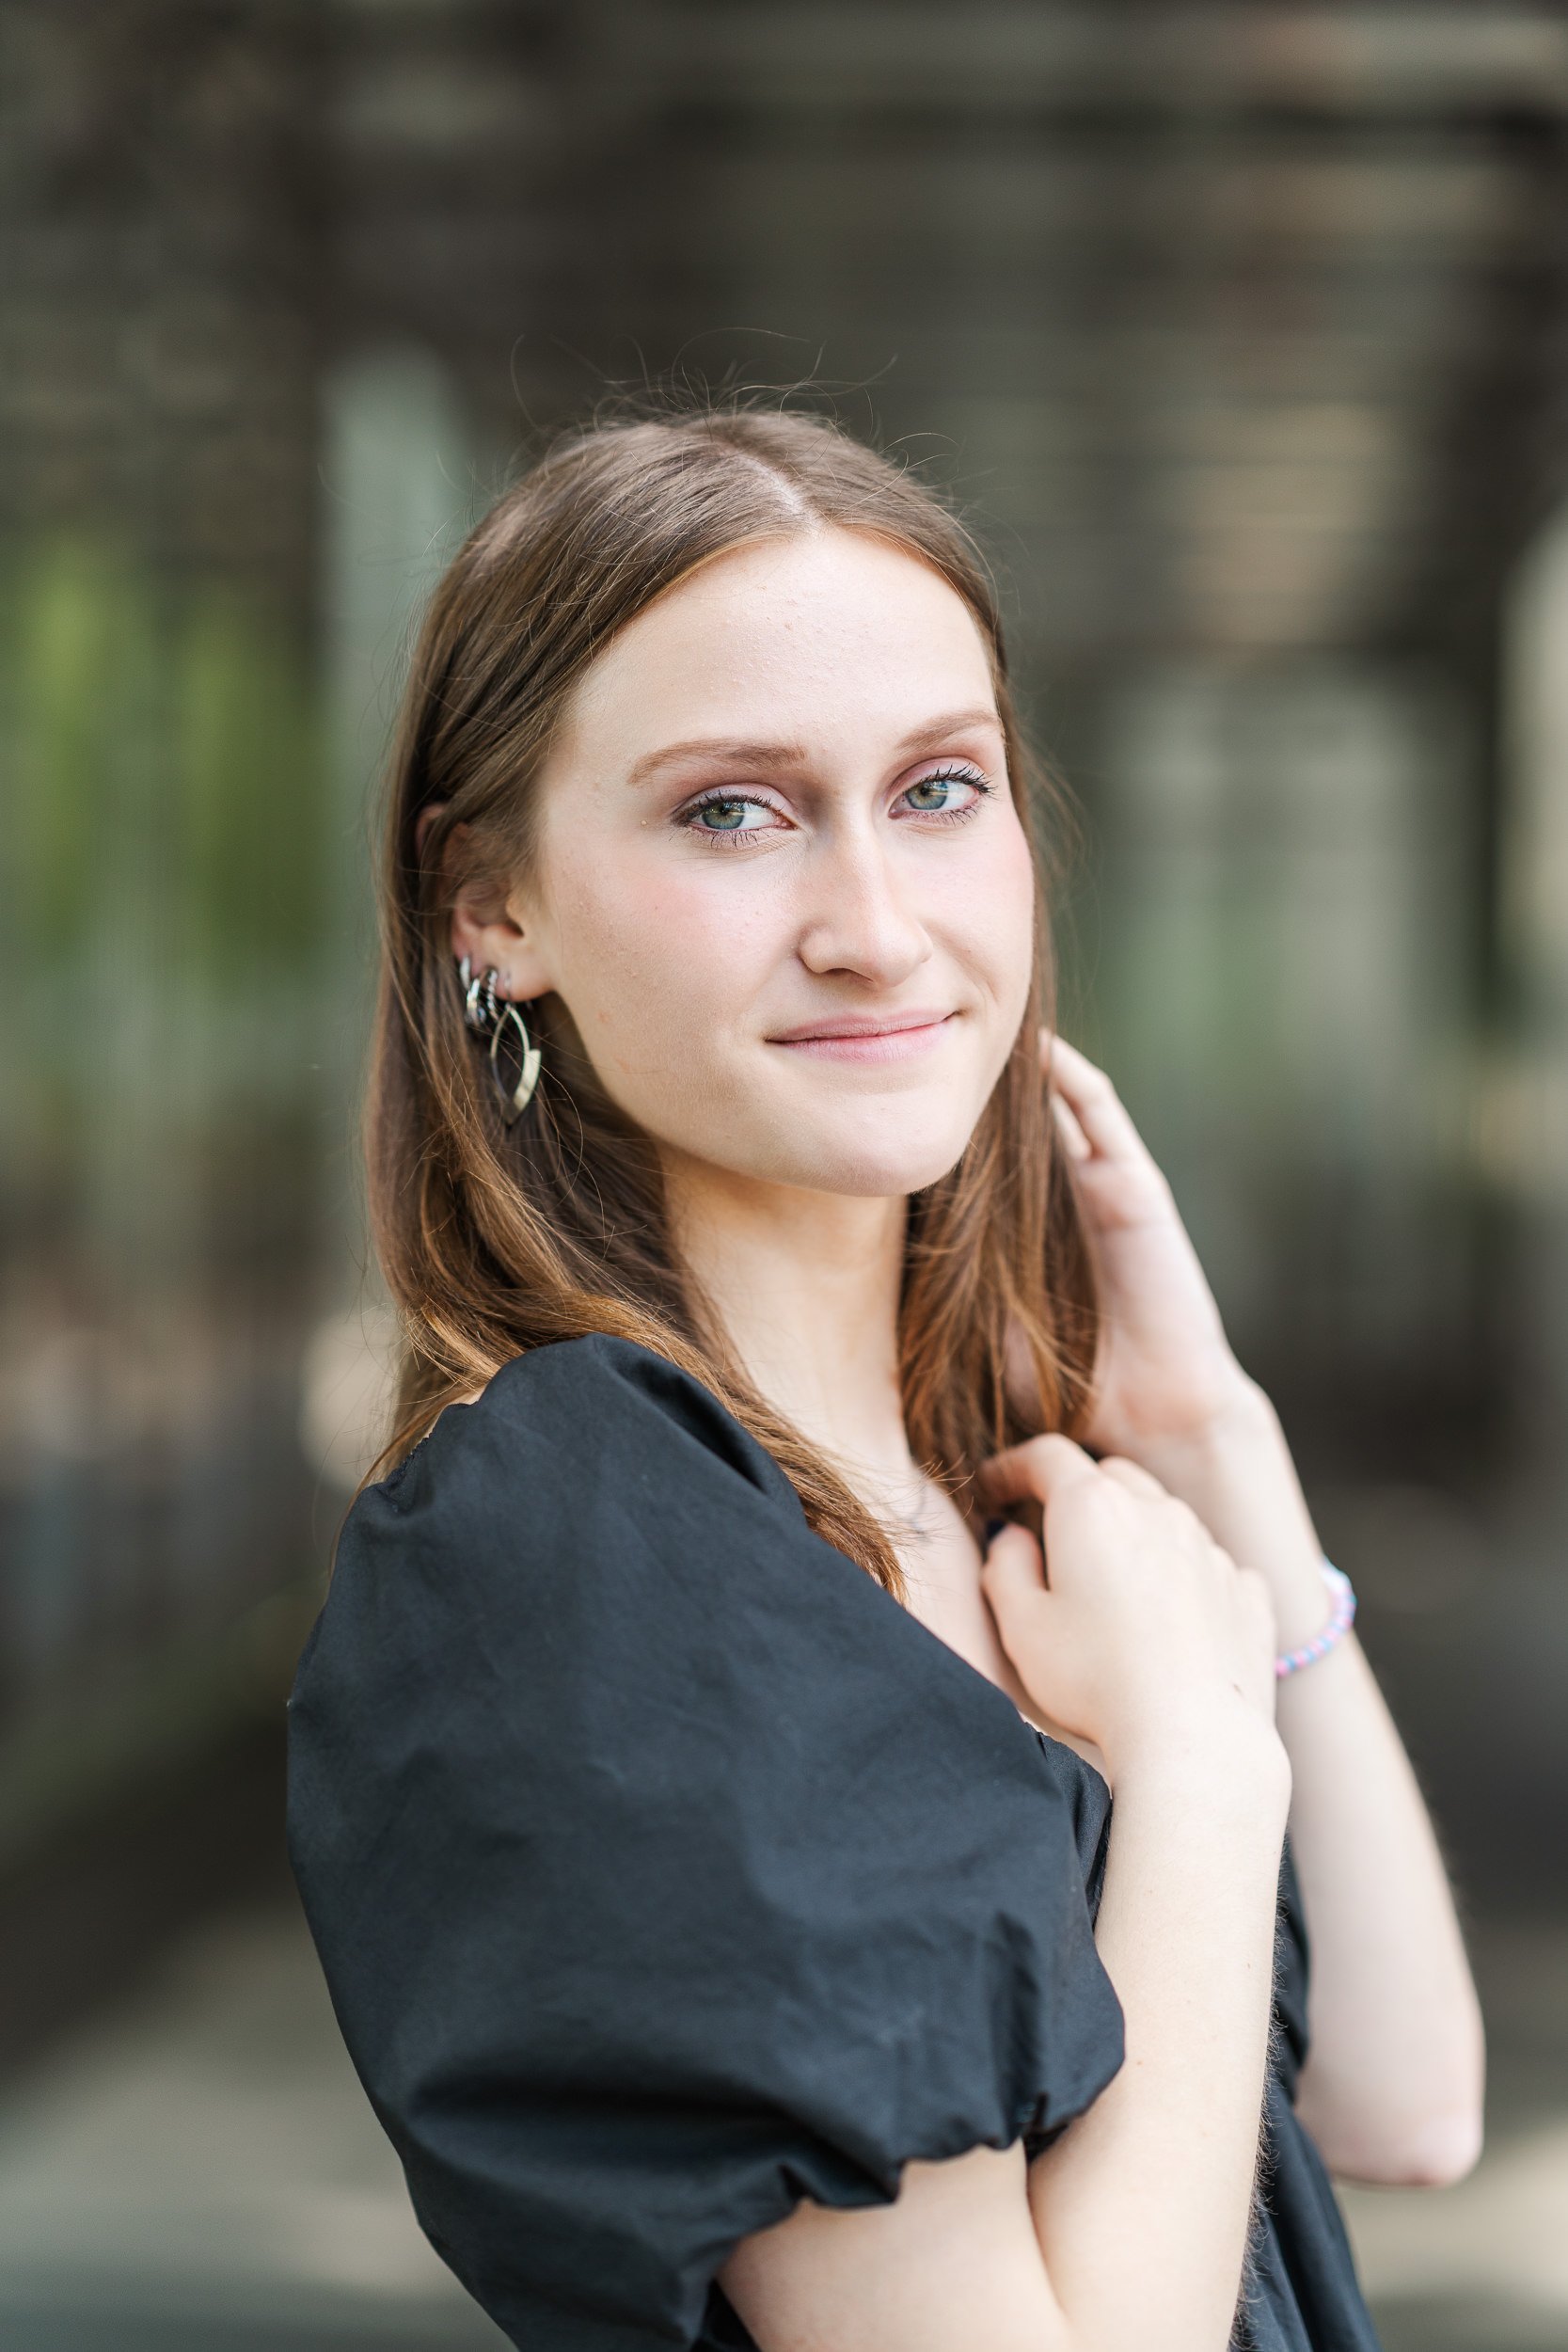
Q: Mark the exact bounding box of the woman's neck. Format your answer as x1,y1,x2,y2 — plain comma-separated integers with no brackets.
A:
662,1151,921,1503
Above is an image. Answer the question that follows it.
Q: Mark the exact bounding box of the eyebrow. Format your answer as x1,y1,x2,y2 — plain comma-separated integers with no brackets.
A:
623,706,1004,789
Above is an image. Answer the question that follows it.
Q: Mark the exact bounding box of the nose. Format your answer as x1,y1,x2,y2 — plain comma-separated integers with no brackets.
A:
795,827,934,989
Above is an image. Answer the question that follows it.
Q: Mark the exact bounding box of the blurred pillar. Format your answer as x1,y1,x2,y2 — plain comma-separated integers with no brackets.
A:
1094,660,1478,1444
1498,507,1568,1507
301,347,477,1495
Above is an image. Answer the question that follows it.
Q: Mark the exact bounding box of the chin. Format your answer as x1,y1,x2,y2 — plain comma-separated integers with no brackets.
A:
767,1119,974,1200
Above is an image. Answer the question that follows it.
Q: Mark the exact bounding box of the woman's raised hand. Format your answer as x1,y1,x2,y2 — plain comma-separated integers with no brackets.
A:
1044,1033,1257,1461
979,1434,1283,1784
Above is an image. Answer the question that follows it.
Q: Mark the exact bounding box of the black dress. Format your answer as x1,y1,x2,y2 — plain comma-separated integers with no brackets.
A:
286,1333,1383,2352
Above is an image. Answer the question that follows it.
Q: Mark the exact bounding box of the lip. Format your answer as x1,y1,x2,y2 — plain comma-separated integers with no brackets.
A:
767,1009,958,1064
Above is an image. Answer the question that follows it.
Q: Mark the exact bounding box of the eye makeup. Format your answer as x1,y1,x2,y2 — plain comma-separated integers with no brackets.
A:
673,762,994,850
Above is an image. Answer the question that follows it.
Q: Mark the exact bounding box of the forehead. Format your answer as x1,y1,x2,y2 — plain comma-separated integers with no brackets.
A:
555,527,998,759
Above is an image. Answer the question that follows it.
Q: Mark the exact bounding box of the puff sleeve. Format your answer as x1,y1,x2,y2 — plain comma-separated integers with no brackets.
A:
286,1335,1124,2352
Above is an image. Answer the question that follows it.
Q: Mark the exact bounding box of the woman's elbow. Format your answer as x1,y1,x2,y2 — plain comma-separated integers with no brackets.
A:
1388,2106,1485,2188
1327,2106,1485,2189
1302,2009,1487,2188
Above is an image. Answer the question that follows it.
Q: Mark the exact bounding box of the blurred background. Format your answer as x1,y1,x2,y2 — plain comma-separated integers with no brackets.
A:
3,4,1567,2347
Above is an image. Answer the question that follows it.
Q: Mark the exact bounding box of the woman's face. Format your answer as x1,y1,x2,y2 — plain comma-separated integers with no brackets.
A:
498,526,1037,1200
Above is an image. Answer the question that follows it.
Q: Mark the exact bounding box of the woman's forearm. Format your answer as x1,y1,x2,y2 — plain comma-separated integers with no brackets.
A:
1128,1378,1485,2185
729,1435,1300,2352
1029,1737,1290,2352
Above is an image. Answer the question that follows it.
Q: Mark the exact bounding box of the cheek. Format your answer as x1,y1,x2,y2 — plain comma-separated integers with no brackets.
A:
544,848,777,1080
946,812,1038,1014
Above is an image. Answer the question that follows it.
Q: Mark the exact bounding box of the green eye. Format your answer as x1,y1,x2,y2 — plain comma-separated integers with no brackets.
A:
681,790,784,847
899,765,990,819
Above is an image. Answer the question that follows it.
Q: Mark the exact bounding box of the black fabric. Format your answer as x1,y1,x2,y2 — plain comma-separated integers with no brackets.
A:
286,1332,1380,2352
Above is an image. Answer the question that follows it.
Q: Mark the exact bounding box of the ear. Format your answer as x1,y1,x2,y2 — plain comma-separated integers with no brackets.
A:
416,801,555,1003
451,898,554,1006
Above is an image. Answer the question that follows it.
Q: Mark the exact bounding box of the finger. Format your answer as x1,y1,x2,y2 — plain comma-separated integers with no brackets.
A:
981,1525,1051,1628
1040,1034,1154,1168
977,1431,1099,1507
1095,1455,1168,1501
1050,1090,1092,1162
1098,1462,1213,1561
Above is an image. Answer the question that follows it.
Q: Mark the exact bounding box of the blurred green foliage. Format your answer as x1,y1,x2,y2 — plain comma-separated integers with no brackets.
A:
6,539,324,981
1,542,329,1257
0,541,335,1747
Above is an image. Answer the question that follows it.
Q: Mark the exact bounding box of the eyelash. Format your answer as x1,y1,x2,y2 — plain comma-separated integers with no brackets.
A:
678,765,994,850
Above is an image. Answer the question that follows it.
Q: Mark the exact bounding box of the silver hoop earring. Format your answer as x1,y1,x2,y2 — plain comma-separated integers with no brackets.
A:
459,954,487,1033
490,997,542,1124
456,956,542,1123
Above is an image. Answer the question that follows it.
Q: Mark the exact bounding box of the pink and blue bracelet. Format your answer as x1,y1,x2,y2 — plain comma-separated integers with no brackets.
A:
1275,1559,1356,1679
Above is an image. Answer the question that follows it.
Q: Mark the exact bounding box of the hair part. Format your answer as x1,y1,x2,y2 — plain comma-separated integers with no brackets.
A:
358,398,1099,1597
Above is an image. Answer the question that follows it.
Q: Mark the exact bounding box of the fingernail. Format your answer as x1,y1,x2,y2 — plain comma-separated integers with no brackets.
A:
983,1517,1007,1546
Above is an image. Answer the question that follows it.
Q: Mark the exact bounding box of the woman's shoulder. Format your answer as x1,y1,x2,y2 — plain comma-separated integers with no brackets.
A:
380,1331,799,1525
306,1334,831,1715
308,1332,903,1712
294,1328,1051,1804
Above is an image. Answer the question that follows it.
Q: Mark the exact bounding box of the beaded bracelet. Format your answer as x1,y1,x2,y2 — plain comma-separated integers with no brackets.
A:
1275,1559,1356,1679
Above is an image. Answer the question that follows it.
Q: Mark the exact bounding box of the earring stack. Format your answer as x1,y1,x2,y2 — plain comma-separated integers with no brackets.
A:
458,955,543,1125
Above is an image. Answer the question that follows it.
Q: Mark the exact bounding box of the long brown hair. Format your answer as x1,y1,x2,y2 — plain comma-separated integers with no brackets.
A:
360,400,1099,1597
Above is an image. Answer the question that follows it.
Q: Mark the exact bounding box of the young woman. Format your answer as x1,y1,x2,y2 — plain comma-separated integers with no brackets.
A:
287,405,1484,2352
